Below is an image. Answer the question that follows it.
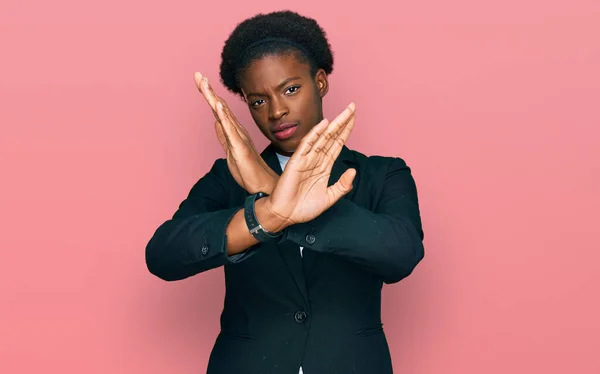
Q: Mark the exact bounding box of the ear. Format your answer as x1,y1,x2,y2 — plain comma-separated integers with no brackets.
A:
314,69,329,98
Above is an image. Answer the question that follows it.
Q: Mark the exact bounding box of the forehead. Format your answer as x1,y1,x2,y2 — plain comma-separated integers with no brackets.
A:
239,54,312,92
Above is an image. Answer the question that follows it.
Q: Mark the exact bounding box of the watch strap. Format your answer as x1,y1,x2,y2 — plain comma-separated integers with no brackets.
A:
244,192,283,242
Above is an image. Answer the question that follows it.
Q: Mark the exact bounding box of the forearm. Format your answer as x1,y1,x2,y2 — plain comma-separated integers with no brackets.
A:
146,208,241,281
145,157,289,281
282,199,424,283
146,193,287,282
225,197,285,254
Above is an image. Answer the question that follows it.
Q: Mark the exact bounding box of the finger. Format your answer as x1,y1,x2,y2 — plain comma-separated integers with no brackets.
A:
200,77,252,142
326,104,356,161
310,103,355,157
219,100,250,141
208,86,252,142
206,79,223,104
195,73,249,147
194,72,213,104
322,104,355,157
216,101,244,150
193,72,203,89
228,109,251,141
295,118,330,157
195,74,253,149
200,77,221,111
205,78,235,123
216,101,240,138
214,119,229,151
194,74,223,120
327,168,356,203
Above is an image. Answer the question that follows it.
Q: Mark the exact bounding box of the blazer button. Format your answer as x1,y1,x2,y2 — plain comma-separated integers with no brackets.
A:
294,310,307,323
305,234,316,245
201,245,209,255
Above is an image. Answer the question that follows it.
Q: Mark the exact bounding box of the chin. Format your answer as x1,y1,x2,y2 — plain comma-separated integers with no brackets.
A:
274,141,298,155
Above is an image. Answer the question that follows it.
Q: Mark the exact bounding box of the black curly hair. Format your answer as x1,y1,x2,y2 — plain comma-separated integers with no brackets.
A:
219,10,334,98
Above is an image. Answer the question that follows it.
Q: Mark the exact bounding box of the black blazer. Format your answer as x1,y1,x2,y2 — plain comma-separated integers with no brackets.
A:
145,144,425,374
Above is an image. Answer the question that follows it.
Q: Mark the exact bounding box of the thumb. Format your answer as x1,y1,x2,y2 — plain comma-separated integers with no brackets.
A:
327,168,356,202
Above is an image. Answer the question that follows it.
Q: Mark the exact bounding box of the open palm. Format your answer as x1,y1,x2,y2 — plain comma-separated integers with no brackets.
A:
268,103,357,226
194,72,279,194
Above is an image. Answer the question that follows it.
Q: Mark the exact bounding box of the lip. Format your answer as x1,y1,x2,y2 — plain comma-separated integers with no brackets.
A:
272,122,298,132
272,123,298,141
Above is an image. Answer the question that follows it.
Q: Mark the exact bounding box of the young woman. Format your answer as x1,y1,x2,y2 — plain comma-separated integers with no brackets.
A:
146,10,425,374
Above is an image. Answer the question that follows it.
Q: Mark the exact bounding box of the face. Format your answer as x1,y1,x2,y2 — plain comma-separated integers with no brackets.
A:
239,54,329,156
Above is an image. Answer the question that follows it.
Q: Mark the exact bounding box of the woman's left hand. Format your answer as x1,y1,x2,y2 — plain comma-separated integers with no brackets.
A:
263,103,357,231
193,72,279,195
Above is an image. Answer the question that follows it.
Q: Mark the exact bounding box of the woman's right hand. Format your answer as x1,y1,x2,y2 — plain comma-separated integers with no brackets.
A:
193,72,280,195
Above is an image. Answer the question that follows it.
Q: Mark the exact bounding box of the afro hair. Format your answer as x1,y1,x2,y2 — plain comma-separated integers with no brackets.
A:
219,10,334,98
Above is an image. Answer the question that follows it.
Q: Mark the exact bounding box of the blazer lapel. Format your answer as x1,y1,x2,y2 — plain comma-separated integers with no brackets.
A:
328,145,357,197
259,144,358,296
261,143,357,193
261,145,309,305
262,144,283,177
303,145,357,275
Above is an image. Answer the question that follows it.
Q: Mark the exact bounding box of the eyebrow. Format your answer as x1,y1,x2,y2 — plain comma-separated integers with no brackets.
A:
246,76,302,98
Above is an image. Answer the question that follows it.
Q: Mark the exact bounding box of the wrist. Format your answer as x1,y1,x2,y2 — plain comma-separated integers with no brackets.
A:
254,196,289,233
265,175,279,195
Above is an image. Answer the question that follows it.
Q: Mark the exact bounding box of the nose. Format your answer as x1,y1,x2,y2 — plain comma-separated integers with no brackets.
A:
268,97,289,121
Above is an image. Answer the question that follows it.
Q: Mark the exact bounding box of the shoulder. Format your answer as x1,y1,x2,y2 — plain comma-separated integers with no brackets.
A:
342,148,418,210
197,157,231,183
346,148,411,176
347,148,418,196
187,157,234,196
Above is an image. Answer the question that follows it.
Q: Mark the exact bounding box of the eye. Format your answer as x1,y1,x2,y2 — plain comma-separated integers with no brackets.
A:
250,99,265,107
284,85,300,95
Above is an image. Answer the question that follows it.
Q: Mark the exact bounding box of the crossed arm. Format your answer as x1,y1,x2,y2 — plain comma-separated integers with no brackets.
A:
145,73,423,283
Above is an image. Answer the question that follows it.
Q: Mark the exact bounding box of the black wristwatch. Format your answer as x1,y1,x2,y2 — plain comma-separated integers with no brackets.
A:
244,192,284,242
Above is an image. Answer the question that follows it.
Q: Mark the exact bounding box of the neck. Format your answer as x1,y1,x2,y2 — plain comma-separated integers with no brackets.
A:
271,143,294,157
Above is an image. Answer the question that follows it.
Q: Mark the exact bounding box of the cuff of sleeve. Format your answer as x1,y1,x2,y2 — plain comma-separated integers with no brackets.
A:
278,221,317,248
187,207,257,266
276,199,357,252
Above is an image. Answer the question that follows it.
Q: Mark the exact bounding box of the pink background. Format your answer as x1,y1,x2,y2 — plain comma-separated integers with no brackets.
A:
1,0,599,372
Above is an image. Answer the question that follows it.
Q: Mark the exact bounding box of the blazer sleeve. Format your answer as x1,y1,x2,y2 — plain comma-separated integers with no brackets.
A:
281,157,424,284
145,158,256,281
